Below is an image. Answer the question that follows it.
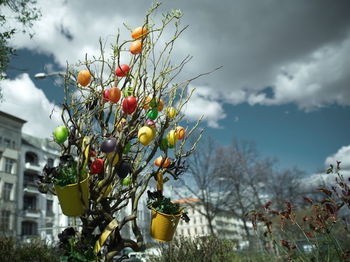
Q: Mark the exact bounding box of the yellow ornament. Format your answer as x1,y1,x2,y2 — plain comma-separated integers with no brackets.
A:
138,126,154,146
167,130,178,146
167,107,177,118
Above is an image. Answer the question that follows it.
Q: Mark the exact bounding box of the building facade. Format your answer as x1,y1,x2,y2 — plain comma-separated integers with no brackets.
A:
0,111,26,237
174,198,247,247
18,133,68,242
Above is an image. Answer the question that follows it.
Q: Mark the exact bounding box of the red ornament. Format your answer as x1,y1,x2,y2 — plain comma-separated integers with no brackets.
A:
90,159,104,174
90,151,96,157
122,96,137,114
103,89,110,102
115,64,130,77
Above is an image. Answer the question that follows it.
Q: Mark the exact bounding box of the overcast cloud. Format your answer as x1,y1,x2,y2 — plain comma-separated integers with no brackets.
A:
6,0,350,127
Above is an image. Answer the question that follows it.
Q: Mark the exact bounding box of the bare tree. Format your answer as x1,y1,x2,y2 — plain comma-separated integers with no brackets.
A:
37,4,220,261
177,137,230,236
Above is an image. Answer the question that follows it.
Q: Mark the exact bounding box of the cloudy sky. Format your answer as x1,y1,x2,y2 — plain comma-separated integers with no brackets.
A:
1,0,350,175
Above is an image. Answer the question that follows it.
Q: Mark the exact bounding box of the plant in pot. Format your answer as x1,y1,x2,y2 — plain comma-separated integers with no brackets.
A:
42,155,89,217
147,191,189,242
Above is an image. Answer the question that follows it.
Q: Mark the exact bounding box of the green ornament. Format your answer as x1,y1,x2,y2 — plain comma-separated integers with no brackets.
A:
123,142,131,154
159,138,168,151
148,108,158,120
150,99,157,108
53,126,69,144
122,177,131,186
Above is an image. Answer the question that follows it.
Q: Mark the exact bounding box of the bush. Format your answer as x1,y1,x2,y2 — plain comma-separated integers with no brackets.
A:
0,237,60,262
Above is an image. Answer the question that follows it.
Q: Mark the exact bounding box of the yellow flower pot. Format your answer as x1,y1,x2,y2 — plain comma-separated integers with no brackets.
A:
54,176,89,216
150,209,181,242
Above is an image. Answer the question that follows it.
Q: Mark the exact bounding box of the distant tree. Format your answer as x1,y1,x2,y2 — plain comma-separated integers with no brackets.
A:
0,0,41,98
178,137,230,236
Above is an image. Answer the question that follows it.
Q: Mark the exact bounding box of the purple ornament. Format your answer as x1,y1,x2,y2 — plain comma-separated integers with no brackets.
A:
100,137,117,153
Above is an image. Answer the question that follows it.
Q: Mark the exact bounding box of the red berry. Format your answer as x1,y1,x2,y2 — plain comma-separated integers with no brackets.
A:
90,159,104,174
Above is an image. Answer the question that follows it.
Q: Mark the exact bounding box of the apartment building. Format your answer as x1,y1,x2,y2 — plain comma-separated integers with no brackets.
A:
174,198,247,247
0,111,26,237
18,133,68,242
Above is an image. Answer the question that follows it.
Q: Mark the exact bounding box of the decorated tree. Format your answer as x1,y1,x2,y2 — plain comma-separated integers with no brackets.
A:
38,3,212,261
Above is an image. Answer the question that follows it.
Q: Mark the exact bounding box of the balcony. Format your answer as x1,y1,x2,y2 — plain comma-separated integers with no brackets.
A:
23,183,39,194
24,162,42,173
23,208,41,218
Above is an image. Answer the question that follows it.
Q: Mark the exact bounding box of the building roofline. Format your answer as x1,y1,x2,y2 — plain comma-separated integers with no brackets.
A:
0,111,27,124
173,198,200,204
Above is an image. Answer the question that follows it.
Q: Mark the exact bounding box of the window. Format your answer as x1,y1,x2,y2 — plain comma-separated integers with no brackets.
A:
4,138,10,148
187,228,190,235
47,200,53,215
194,228,197,234
23,195,37,210
0,136,2,145
22,221,38,236
3,183,13,201
25,152,39,166
47,158,54,168
46,223,53,235
11,140,15,149
5,158,15,174
0,210,11,232
24,173,36,187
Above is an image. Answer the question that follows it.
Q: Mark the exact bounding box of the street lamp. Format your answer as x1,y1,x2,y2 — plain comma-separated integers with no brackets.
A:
34,72,66,80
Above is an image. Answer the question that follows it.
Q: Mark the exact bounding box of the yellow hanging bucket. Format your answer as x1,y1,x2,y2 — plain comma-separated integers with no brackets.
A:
54,175,89,216
150,208,181,242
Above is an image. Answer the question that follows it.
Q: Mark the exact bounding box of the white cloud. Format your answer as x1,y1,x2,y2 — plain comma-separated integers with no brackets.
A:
181,86,226,128
0,74,63,138
6,0,350,125
301,145,350,189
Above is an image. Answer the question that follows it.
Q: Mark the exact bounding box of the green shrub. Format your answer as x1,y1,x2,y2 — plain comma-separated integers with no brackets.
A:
0,237,60,262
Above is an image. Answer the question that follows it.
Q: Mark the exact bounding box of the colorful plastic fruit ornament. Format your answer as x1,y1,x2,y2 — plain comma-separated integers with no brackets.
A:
130,40,142,55
115,160,131,179
159,138,168,151
148,108,158,120
167,107,177,118
154,156,171,168
138,126,154,146
131,26,148,39
143,96,152,109
115,64,130,77
103,89,110,102
90,159,104,174
167,130,178,146
123,142,131,154
146,120,156,128
157,99,164,111
100,138,117,153
122,176,131,186
78,69,91,87
122,96,137,114
109,87,121,104
107,152,119,165
54,126,69,143
175,126,185,140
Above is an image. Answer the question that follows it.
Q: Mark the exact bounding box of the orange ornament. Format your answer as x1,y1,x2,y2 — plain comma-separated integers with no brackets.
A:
109,87,121,103
175,126,185,140
131,27,148,39
130,40,142,55
78,70,91,87
143,96,152,109
157,98,164,112
154,156,171,168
